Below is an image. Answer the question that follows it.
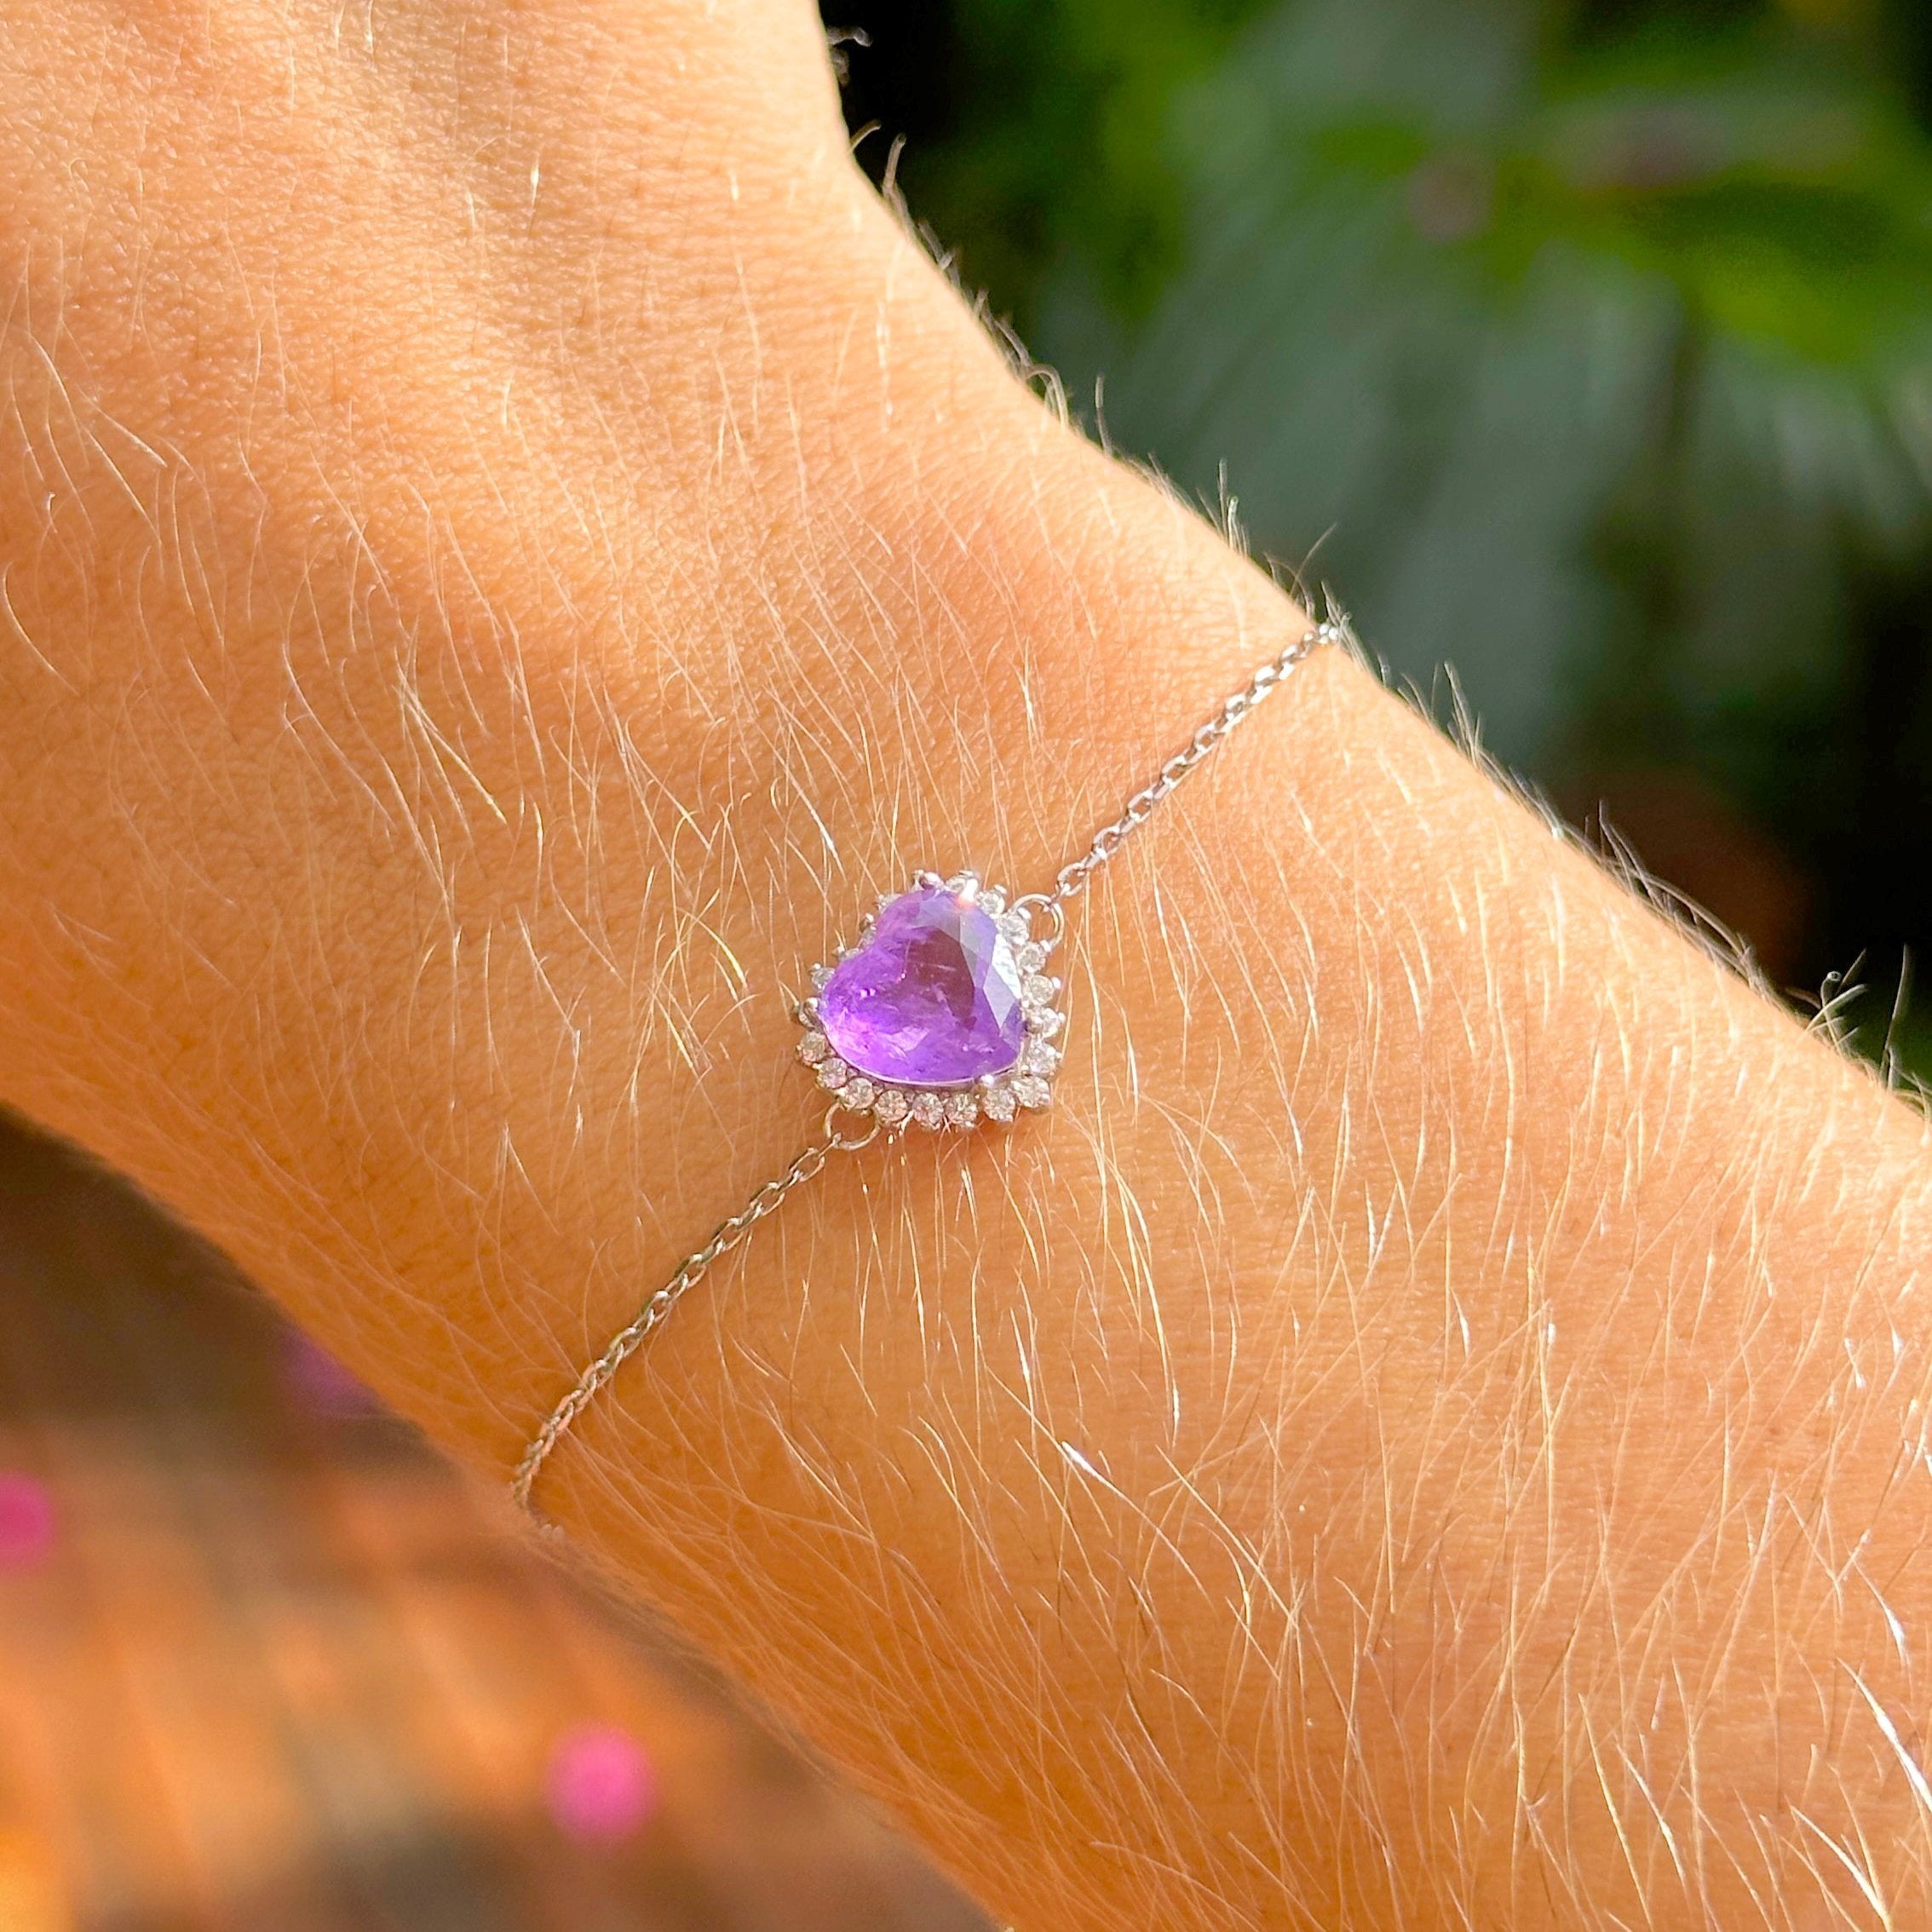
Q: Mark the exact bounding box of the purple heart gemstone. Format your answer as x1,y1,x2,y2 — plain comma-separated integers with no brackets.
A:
819,886,1026,1087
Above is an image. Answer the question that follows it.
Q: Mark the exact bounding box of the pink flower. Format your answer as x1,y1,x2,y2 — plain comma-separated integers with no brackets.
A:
545,1724,658,1843
0,1475,56,1569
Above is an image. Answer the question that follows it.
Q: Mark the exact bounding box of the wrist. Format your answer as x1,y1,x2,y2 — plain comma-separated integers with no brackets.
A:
549,579,1932,1932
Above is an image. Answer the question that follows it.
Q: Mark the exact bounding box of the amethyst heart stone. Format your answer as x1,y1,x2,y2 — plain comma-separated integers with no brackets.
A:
796,871,1065,1131
820,886,1024,1084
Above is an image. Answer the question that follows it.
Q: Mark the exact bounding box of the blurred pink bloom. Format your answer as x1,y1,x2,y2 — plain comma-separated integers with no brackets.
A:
0,1475,56,1569
546,1724,658,1843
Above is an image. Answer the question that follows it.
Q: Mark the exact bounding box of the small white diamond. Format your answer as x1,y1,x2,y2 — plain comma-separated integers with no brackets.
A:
910,1091,946,1130
943,1091,980,1129
1011,1073,1051,1110
873,1088,910,1124
817,1057,850,1090
997,911,1030,946
797,1032,830,1065
810,963,834,990
1015,940,1048,975
980,1084,1018,1124
1019,1037,1061,1076
1022,974,1059,1008
975,886,1006,915
1029,1007,1065,1038
841,1077,876,1110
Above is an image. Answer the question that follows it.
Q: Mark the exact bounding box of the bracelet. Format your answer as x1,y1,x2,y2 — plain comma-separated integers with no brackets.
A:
511,618,1339,1518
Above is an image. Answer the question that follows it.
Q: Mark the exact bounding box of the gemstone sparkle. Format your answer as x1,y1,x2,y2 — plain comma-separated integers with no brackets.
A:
818,885,1027,1088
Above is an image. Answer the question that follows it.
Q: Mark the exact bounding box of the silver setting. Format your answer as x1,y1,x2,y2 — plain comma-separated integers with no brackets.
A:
793,870,1067,1134
980,1084,1018,1124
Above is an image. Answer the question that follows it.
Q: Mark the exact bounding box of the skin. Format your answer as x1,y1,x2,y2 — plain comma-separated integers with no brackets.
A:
3,3,1932,1928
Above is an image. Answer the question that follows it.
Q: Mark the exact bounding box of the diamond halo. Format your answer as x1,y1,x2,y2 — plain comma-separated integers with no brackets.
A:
793,870,1065,1131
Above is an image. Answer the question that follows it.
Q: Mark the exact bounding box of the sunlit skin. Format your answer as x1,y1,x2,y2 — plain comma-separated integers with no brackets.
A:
3,4,1932,1929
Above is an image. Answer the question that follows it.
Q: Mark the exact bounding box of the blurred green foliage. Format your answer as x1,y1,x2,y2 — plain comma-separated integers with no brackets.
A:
867,0,1270,317
836,0,1932,1056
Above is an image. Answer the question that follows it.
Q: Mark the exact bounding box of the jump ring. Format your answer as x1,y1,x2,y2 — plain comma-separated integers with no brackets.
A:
1009,893,1068,947
823,1102,885,1152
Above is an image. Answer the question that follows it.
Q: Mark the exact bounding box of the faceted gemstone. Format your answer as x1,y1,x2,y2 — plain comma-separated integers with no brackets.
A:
819,885,1026,1087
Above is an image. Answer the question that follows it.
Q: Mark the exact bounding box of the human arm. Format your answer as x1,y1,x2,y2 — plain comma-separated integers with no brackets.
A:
3,4,1932,1928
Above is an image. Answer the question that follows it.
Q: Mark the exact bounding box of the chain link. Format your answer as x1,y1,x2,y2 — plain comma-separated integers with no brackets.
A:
1048,619,1336,905
511,1102,878,1516
512,618,1334,1516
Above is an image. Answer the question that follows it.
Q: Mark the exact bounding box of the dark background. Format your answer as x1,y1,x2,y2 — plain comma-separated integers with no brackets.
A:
828,0,1932,1067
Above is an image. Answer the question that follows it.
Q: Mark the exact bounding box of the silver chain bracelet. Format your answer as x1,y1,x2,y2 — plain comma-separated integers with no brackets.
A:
511,618,1337,1518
